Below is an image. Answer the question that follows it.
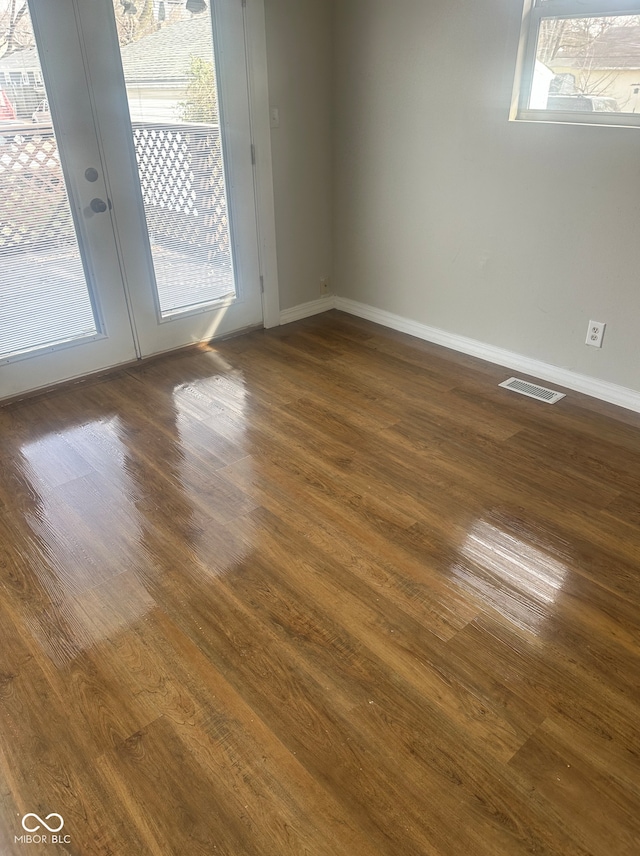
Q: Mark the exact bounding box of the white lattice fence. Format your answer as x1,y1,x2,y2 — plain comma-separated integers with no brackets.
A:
0,123,230,260
132,123,230,262
0,132,76,253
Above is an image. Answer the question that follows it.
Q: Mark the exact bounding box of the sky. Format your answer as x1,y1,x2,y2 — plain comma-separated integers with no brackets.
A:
1,0,23,15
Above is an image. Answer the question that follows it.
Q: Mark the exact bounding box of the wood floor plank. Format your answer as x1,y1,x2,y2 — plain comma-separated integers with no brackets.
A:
226,506,534,763
101,607,394,856
508,718,640,856
446,616,640,764
1,311,640,854
0,603,149,855
217,455,478,640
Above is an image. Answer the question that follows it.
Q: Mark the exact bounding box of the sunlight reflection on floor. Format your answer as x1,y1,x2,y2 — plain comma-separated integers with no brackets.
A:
453,519,569,634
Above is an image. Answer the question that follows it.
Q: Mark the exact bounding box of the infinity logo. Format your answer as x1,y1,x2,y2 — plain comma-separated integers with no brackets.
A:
21,814,64,833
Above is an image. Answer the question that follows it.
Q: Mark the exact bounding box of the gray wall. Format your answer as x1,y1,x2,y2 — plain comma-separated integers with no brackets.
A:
264,0,333,311
333,0,640,393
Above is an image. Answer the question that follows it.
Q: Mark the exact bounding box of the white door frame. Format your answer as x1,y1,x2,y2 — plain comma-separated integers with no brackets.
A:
244,0,280,329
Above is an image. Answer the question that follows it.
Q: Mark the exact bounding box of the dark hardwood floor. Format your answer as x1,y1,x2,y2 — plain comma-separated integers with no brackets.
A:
1,310,639,855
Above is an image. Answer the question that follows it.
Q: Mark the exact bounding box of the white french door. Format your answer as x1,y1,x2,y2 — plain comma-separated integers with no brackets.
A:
0,0,263,400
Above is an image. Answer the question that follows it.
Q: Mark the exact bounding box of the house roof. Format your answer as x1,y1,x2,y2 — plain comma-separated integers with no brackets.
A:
119,16,212,83
0,16,211,84
0,47,39,72
550,24,640,70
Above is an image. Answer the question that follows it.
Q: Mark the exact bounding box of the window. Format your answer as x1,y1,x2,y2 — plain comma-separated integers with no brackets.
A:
512,0,640,126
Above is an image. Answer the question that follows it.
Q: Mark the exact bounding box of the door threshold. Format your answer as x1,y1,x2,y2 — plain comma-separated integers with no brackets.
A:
0,324,264,408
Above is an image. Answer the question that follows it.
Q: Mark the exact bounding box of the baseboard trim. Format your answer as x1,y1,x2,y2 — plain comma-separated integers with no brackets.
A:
335,297,640,415
279,296,336,325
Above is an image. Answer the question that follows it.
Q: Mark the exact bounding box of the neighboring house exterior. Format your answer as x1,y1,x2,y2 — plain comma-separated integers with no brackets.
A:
119,16,212,122
0,15,211,123
545,23,640,113
0,47,43,118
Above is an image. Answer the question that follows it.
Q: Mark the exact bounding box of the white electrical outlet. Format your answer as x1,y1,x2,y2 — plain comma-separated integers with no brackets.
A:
320,276,330,296
586,320,606,348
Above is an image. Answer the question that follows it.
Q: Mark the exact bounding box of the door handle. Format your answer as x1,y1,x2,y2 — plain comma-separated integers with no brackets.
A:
90,197,108,213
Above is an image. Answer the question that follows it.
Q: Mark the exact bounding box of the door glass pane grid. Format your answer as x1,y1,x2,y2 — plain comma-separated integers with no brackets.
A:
0,10,98,361
115,3,236,318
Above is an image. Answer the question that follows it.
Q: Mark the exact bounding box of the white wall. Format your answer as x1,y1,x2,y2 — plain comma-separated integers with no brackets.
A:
333,0,640,394
264,0,333,311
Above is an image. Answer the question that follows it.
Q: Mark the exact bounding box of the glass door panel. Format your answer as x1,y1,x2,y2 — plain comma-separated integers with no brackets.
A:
0,125,98,360
0,1,100,360
115,4,236,317
132,122,235,317
0,0,138,400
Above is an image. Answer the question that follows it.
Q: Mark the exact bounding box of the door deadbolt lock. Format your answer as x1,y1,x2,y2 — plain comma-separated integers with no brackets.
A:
85,167,99,182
